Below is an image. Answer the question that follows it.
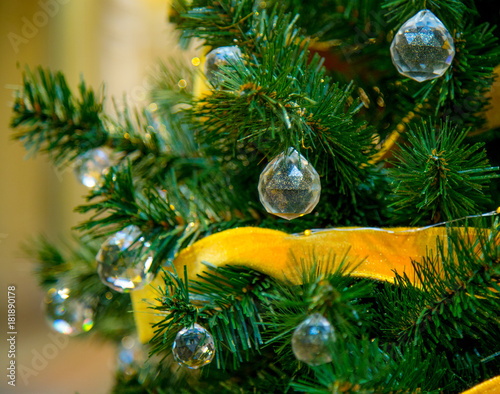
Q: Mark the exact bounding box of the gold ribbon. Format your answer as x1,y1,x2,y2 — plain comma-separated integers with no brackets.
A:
461,375,500,394
132,226,457,342
130,226,498,392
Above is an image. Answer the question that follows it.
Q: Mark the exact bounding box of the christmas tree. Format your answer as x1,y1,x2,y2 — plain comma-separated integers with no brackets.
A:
10,0,500,392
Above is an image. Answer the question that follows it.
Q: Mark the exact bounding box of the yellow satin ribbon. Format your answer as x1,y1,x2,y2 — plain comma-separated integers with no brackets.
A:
131,226,456,342
130,226,498,393
461,375,500,394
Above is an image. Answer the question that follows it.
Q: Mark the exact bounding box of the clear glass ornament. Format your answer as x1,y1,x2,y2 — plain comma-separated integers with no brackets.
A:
44,287,94,336
117,335,147,378
258,148,321,220
172,323,215,369
204,46,242,86
73,148,111,188
292,313,335,366
390,10,455,82
96,225,154,293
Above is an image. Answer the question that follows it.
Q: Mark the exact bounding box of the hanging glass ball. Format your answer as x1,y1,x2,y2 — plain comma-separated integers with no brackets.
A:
204,46,242,86
292,313,335,366
172,323,215,369
390,9,455,82
117,335,147,378
96,225,154,293
258,148,321,220
73,148,111,188
44,287,94,336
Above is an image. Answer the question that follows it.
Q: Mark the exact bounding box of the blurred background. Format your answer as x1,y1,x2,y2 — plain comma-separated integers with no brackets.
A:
0,1,193,392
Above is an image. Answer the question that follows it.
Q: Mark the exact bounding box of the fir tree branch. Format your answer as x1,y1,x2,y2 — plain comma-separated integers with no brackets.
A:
376,219,500,389
75,160,267,273
382,0,472,30
26,236,135,340
194,10,374,192
105,103,202,183
172,0,256,49
409,22,500,129
174,0,390,47
291,339,448,393
11,66,107,165
10,66,194,182
262,256,374,368
390,119,498,224
261,0,386,44
150,264,273,370
148,59,196,113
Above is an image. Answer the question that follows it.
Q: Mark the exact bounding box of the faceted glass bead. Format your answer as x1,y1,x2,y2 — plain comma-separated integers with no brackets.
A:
96,225,154,293
258,148,321,220
117,335,147,378
172,323,215,369
73,148,110,188
204,46,242,86
390,10,455,82
45,288,94,336
292,313,335,366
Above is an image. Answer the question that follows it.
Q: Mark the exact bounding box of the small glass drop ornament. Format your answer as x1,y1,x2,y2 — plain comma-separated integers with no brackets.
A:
390,10,455,82
44,287,94,335
258,148,321,220
172,323,215,369
292,313,335,366
73,148,110,188
117,335,147,378
204,46,242,86
96,225,154,293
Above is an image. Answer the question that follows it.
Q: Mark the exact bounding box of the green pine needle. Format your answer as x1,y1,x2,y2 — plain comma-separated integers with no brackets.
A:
375,219,500,390
390,119,498,224
194,10,374,192
11,66,107,165
25,236,135,340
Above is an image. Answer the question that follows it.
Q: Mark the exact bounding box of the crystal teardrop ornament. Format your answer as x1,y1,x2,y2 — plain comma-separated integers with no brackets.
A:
204,46,242,86
258,148,321,220
390,10,455,82
45,287,94,336
292,313,335,366
73,148,110,188
172,323,215,369
96,225,154,293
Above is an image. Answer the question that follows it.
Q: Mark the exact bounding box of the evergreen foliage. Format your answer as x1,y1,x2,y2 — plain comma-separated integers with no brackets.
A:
27,236,135,340
390,119,498,224
10,0,500,392
12,67,106,164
